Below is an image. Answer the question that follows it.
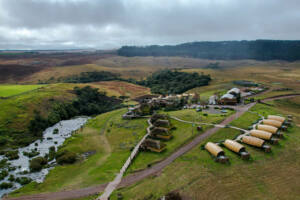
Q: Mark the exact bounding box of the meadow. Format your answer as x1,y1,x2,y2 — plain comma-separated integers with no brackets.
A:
111,101,300,200
10,107,233,196
0,85,44,97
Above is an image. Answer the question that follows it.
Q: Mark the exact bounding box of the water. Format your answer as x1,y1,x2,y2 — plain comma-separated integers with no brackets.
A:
0,117,89,198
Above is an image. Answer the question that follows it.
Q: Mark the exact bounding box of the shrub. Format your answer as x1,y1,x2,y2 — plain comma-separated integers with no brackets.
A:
29,157,48,172
48,146,56,161
53,128,59,134
5,150,19,160
8,174,15,182
165,191,182,200
56,150,77,165
23,150,40,158
0,137,7,145
0,170,8,180
0,182,13,189
16,177,32,185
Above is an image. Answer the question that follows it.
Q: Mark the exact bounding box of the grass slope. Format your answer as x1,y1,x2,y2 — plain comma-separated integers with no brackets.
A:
110,103,300,200
0,85,44,97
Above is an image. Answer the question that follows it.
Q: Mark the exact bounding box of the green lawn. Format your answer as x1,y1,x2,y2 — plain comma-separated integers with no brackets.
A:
127,109,234,173
0,84,44,97
110,103,300,200
10,108,233,197
10,108,149,197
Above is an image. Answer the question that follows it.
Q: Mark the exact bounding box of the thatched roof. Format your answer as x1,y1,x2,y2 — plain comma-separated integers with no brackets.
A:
224,139,245,153
205,142,224,157
268,115,286,123
242,136,265,147
263,119,282,128
250,130,272,140
257,124,278,134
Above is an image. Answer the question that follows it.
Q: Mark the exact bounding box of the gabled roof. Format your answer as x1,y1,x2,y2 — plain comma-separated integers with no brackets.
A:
221,93,235,100
228,88,240,94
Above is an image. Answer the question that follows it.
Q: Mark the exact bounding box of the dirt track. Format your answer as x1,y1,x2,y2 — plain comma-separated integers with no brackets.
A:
5,94,300,200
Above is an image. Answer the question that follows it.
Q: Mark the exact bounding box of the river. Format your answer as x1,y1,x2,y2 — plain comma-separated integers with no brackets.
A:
0,117,89,198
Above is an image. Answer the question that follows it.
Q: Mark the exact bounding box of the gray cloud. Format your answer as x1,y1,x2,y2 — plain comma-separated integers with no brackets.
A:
0,0,300,49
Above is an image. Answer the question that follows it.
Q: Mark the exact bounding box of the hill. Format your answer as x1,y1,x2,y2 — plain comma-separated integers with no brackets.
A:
118,40,300,61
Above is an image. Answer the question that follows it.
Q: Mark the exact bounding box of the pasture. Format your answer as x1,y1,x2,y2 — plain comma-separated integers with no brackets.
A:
0,85,44,97
111,102,300,200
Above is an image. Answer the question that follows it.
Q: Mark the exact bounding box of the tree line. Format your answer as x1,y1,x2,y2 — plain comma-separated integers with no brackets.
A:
29,86,122,137
137,70,211,94
117,40,300,61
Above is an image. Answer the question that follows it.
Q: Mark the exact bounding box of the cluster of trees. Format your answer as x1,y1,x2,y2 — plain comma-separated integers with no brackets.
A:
118,40,300,61
62,71,120,83
29,86,122,137
137,70,211,94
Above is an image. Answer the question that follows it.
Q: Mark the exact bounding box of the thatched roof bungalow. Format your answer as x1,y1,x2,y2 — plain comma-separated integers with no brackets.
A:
250,130,278,144
205,142,229,163
223,139,250,160
241,136,271,152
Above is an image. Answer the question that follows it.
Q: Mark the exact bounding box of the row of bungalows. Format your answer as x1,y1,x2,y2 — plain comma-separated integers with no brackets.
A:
205,114,293,163
141,114,173,153
205,140,250,163
242,115,293,152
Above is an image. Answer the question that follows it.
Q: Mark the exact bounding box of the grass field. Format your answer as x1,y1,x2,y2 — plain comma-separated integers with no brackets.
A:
110,102,300,200
0,85,44,97
10,108,233,197
0,81,149,150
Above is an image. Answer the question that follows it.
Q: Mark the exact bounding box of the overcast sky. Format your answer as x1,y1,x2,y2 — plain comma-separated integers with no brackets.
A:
0,0,299,50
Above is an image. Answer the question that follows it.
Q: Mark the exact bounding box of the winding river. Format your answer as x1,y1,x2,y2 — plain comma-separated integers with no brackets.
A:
0,117,89,198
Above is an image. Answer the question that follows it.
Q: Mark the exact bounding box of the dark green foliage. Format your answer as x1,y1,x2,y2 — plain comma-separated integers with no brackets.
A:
233,80,258,87
118,40,300,61
48,146,56,161
165,191,182,200
0,170,8,180
23,150,40,158
16,177,32,185
28,111,49,137
0,182,13,189
55,150,77,165
8,174,15,182
63,71,120,83
0,136,7,145
53,128,59,134
29,156,48,172
0,159,8,168
5,150,19,160
28,86,122,138
138,70,211,94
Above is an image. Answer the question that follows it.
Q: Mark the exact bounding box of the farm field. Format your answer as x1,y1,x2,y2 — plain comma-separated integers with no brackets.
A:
111,102,300,200
0,85,44,97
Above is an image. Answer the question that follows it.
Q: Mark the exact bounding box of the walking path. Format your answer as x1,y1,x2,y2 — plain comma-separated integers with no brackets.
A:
96,119,153,200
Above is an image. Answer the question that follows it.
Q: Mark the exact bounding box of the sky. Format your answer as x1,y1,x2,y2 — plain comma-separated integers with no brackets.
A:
0,0,299,50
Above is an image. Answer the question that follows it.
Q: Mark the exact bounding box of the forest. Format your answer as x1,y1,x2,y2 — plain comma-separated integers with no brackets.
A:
138,70,211,94
118,40,300,61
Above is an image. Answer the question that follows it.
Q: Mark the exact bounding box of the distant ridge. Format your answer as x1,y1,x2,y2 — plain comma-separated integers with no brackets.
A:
118,40,300,61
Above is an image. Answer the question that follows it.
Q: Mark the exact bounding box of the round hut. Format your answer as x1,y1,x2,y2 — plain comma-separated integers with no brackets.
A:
223,139,250,160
